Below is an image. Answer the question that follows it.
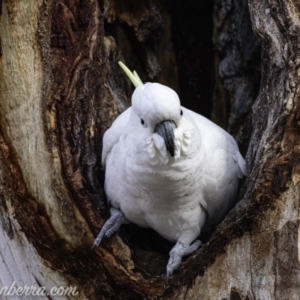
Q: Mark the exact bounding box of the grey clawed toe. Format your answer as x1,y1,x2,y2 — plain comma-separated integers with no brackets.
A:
91,207,129,252
166,239,202,282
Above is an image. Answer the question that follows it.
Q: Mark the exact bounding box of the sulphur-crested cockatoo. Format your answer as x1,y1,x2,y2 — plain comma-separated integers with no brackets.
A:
92,62,246,280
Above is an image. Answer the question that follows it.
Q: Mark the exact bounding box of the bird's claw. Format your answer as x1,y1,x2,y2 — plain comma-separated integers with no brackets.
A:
166,270,172,284
91,207,129,252
166,239,202,282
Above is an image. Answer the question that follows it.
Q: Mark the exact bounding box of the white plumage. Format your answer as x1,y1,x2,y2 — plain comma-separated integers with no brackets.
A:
94,65,246,279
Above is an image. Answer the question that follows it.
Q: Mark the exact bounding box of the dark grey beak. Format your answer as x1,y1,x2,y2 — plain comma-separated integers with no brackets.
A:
154,120,176,157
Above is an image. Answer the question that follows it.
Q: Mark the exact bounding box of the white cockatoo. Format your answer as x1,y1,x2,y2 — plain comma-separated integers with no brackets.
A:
92,62,247,280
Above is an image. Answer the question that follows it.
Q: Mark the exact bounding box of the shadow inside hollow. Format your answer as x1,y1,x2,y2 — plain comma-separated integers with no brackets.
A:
118,223,216,277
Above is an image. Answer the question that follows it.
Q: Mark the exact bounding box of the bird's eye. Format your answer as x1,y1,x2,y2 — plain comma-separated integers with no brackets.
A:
180,109,183,116
141,118,145,125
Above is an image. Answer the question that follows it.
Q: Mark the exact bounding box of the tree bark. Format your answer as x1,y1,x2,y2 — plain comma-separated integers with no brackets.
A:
0,0,299,299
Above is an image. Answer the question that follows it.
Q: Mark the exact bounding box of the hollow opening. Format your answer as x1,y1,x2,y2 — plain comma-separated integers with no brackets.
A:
94,0,261,279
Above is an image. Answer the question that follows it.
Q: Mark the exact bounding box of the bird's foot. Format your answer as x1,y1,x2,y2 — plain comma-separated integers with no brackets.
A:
166,239,202,282
91,207,129,252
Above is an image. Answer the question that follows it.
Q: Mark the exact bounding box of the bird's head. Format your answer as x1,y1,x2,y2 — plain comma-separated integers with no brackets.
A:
132,83,182,157
118,61,192,161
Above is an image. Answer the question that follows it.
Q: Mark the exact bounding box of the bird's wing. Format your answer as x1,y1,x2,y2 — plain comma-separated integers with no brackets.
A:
182,107,247,225
101,107,132,167
182,107,247,178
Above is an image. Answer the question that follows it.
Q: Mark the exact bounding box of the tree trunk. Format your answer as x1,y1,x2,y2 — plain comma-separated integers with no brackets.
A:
0,0,299,299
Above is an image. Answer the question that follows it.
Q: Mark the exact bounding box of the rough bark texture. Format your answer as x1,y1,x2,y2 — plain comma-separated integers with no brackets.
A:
213,0,261,154
0,0,299,299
